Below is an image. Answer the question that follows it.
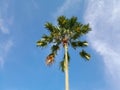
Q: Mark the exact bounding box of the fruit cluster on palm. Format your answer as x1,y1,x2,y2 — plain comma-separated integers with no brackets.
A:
37,16,91,90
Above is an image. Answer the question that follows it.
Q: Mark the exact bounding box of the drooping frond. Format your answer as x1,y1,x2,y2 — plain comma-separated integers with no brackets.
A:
66,52,70,63
51,45,60,55
45,44,60,66
60,60,65,72
46,53,55,66
60,52,70,72
79,50,91,60
70,41,78,49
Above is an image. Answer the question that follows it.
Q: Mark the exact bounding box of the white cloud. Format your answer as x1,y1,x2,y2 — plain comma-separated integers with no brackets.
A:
0,40,13,68
0,57,4,68
0,0,14,68
0,0,12,34
53,0,81,18
3,40,13,53
0,19,9,34
84,0,120,89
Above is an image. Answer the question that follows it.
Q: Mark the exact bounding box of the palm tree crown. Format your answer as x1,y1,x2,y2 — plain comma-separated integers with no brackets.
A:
37,15,91,71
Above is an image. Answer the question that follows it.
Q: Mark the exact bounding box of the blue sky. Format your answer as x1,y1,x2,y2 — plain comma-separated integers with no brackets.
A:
0,0,120,90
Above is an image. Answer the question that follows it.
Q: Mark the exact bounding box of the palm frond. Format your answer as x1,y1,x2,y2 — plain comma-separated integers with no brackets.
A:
71,33,80,40
45,22,55,32
36,40,47,47
71,41,88,49
57,16,67,28
77,41,88,47
60,60,65,72
46,53,55,66
42,34,53,43
69,16,77,28
67,52,70,62
79,50,91,60
81,24,91,35
51,45,60,55
71,42,77,49
60,52,70,72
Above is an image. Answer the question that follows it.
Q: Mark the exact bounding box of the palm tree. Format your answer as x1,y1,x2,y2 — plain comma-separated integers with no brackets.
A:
37,16,91,90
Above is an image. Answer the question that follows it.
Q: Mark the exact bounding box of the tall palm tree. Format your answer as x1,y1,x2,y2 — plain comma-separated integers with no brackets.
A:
37,16,91,90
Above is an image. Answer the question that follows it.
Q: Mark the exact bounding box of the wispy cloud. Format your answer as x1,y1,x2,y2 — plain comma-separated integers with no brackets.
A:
53,0,81,18
0,0,11,34
0,0,14,68
0,40,13,68
31,0,39,9
84,0,120,89
0,19,9,34
0,57,4,68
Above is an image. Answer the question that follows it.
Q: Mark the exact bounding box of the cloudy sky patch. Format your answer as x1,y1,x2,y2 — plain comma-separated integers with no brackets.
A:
84,0,120,89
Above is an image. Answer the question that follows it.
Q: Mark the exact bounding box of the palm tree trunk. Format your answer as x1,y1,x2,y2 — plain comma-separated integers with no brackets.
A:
64,43,69,90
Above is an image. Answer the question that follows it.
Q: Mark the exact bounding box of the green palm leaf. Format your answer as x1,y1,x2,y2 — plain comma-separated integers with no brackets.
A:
60,52,70,72
77,41,88,47
42,34,53,43
51,45,60,55
36,40,47,47
79,50,91,60
81,24,91,35
69,16,77,28
71,41,88,49
45,22,55,32
57,16,67,28
46,53,55,66
60,60,65,72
